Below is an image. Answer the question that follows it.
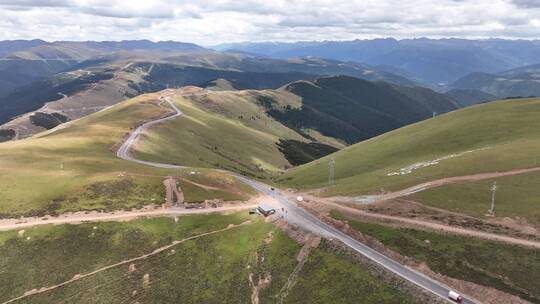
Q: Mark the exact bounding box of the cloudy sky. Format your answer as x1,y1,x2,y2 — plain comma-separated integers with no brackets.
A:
0,0,539,45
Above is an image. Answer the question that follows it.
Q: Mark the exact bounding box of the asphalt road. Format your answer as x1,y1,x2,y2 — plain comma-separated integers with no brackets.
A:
117,94,193,168
235,176,476,304
118,92,476,304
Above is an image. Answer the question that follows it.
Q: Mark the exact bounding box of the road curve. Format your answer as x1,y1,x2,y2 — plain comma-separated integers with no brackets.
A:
117,92,477,304
116,95,186,168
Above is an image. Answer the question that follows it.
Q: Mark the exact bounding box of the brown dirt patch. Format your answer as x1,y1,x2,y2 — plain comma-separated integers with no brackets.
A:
163,177,184,205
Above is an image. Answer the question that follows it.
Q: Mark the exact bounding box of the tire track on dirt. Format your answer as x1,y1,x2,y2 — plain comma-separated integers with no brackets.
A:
350,166,540,204
319,200,540,248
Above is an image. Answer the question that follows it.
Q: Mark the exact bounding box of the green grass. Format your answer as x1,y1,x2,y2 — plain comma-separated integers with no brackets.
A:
284,241,416,304
0,213,415,304
0,212,255,303
133,91,309,179
0,92,253,217
280,98,540,197
411,171,540,226
332,211,540,303
258,231,303,302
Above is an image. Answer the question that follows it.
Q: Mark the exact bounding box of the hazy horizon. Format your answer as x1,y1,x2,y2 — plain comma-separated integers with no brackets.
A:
1,0,539,45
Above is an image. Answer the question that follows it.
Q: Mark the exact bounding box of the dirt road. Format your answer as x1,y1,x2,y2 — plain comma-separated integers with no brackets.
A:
0,204,257,232
350,166,540,203
319,200,540,249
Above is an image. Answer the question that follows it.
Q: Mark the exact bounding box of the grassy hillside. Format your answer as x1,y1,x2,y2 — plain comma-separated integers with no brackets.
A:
0,92,252,217
0,70,115,124
280,98,540,198
132,76,459,178
132,90,339,178
0,213,416,304
445,88,496,107
0,59,78,97
411,171,540,226
452,67,540,99
280,76,458,144
332,212,540,302
0,42,101,97
141,63,317,90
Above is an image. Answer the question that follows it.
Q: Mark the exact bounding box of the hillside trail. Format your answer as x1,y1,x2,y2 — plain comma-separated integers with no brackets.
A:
313,200,540,249
0,221,252,304
276,234,321,304
342,166,540,204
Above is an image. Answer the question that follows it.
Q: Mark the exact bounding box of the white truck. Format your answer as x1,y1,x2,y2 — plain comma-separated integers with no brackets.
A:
448,290,463,302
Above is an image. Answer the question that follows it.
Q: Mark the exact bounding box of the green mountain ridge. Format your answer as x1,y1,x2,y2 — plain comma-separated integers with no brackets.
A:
275,76,458,144
279,97,540,201
452,63,540,98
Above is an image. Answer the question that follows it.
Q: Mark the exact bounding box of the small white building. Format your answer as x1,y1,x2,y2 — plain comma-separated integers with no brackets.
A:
257,204,276,216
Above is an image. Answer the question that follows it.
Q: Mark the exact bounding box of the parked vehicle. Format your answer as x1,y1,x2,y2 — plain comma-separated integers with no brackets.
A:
448,291,463,302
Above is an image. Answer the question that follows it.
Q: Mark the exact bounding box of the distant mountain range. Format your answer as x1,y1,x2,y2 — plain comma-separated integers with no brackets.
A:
0,73,457,144
3,39,203,60
451,63,540,98
0,44,424,139
0,40,422,130
0,39,416,97
215,38,540,88
0,40,207,97
0,39,48,57
445,89,496,107
7,38,539,142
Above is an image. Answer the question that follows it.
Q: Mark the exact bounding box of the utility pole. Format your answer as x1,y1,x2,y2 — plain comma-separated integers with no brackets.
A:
489,181,497,216
328,157,335,185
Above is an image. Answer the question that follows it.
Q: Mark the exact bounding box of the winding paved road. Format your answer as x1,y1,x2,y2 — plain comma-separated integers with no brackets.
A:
116,94,187,168
117,91,476,304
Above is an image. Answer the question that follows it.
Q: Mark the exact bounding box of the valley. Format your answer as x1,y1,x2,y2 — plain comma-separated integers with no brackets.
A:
1,82,539,304
1,35,540,304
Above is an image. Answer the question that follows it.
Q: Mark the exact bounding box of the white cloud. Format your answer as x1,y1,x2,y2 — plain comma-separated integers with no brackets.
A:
0,0,538,44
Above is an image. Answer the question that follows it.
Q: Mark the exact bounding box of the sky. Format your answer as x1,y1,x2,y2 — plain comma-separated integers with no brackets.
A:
0,0,539,45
